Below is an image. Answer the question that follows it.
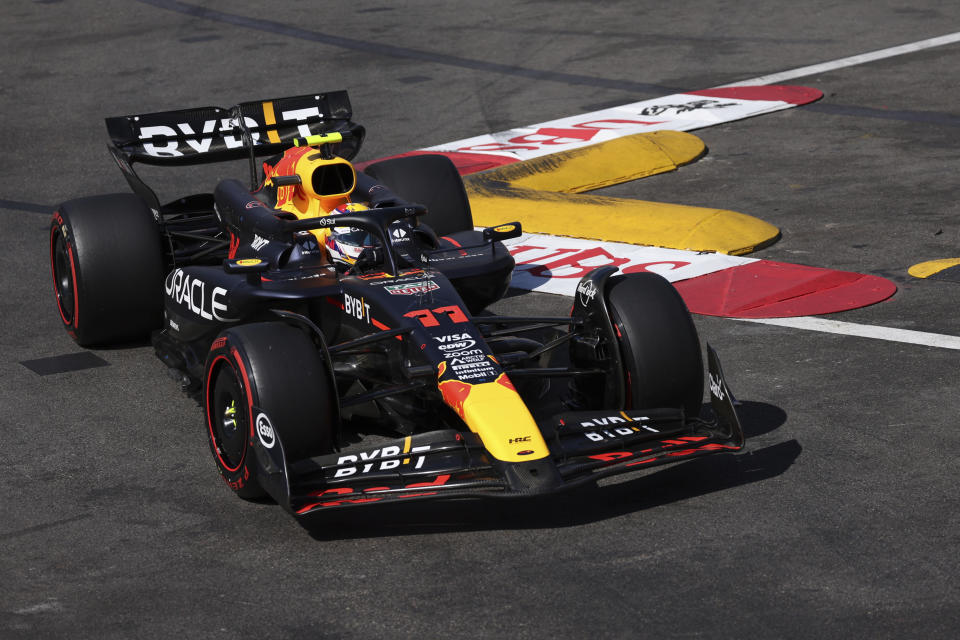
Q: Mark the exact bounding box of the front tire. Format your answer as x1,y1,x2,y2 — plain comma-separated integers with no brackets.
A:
606,273,704,418
50,194,164,346
204,322,337,500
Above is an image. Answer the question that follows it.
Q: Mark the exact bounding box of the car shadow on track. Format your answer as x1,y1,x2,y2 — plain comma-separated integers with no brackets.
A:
299,403,799,540
705,399,788,439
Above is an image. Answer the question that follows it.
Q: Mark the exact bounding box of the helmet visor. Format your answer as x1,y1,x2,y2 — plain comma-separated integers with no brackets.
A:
333,226,376,249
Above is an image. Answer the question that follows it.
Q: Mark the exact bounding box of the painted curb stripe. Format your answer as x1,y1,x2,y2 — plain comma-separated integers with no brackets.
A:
908,258,960,279
460,131,775,255
739,317,960,350
421,85,821,170
690,86,822,104
448,131,779,255
475,185,778,255
672,260,896,318
504,232,756,292
472,130,705,193
502,233,897,319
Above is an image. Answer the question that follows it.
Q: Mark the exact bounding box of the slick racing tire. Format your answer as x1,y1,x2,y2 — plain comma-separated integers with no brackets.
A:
204,322,337,500
50,194,165,346
606,273,704,419
363,154,473,236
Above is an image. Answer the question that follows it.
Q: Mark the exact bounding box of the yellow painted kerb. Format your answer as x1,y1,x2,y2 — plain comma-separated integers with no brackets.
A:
908,258,960,278
466,181,779,255
478,130,705,194
464,131,780,255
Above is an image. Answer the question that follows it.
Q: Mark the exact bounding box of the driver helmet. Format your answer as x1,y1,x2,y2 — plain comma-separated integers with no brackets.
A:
326,202,376,266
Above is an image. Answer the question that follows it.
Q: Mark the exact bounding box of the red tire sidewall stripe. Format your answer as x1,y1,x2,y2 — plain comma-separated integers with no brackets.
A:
609,309,632,409
68,244,79,329
49,222,67,324
205,349,252,475
231,346,256,440
49,216,79,328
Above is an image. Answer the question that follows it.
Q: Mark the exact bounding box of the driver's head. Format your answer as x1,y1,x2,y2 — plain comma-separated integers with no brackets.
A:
325,202,376,267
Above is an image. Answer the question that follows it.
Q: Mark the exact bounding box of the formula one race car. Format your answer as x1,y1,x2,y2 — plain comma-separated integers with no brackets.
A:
49,91,744,517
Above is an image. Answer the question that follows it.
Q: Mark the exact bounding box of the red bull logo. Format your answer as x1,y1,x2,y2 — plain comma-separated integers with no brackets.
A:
266,146,312,208
439,379,473,418
496,373,516,391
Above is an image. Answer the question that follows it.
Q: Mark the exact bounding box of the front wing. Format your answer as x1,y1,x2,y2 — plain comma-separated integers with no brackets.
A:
254,345,745,516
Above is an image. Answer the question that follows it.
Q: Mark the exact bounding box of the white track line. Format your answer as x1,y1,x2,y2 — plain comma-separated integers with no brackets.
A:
723,34,960,348
739,317,960,350
718,32,960,87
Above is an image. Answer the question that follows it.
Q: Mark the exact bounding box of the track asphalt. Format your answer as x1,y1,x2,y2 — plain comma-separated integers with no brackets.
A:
1,1,958,638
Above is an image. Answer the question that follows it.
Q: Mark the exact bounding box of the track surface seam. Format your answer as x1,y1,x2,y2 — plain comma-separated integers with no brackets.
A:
137,0,960,127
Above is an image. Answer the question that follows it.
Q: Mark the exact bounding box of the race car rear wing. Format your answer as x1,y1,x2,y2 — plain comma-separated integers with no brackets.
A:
104,91,366,213
106,90,364,165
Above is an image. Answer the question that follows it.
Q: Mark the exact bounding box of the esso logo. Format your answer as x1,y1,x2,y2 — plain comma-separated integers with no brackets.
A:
255,413,276,449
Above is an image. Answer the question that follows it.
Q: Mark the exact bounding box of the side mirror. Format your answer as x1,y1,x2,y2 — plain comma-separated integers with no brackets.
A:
271,174,302,187
224,257,270,284
482,221,522,242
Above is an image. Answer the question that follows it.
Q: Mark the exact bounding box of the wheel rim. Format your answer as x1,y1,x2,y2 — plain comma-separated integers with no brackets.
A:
51,231,76,324
208,360,248,472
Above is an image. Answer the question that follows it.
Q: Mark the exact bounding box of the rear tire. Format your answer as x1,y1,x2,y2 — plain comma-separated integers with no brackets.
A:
606,273,703,418
50,194,164,346
204,322,337,500
363,154,473,236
